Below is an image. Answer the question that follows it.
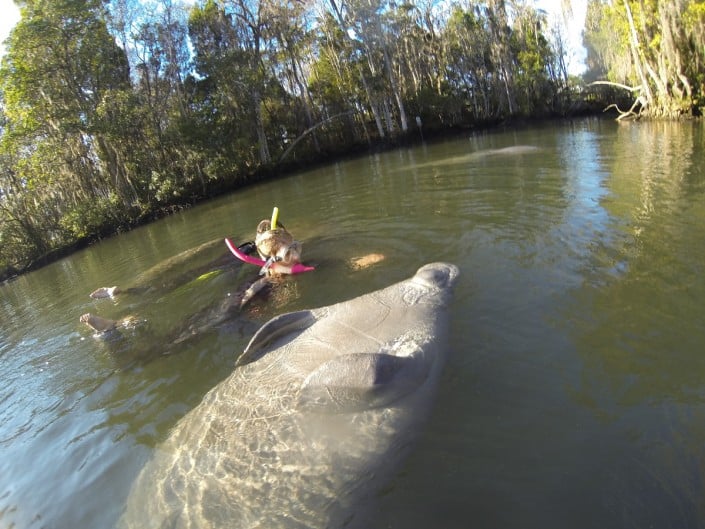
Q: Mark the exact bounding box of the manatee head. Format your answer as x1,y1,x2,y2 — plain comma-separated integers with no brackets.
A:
411,262,459,291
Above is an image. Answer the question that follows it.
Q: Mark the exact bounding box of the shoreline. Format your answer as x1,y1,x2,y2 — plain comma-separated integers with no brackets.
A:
0,111,610,284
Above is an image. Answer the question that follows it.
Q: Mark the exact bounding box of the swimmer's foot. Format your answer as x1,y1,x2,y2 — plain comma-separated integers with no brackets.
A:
89,286,121,299
80,313,118,333
349,253,386,270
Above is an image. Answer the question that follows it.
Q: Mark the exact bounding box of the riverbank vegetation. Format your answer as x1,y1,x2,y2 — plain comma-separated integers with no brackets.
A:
0,0,701,281
583,0,705,119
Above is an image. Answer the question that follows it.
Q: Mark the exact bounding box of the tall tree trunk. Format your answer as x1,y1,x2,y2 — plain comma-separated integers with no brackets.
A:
381,44,408,133
622,0,654,106
252,90,271,165
359,71,386,138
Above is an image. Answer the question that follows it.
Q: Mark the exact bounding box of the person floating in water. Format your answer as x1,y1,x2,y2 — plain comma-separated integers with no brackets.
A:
80,208,386,346
80,212,311,336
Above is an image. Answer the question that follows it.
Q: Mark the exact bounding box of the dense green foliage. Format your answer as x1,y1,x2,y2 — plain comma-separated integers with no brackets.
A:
1,0,579,278
583,0,705,119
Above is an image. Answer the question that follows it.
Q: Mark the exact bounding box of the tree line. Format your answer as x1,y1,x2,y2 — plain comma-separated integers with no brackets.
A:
0,0,700,280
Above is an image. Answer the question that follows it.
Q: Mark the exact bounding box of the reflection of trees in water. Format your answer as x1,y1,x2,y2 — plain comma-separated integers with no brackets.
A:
574,121,705,403
566,121,705,526
606,121,701,233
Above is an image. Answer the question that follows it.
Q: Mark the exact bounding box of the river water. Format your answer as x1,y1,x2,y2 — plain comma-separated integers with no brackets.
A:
1,117,704,528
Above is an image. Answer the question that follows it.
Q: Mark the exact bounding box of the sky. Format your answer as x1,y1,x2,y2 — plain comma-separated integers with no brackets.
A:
0,0,586,72
536,0,588,75
0,0,20,56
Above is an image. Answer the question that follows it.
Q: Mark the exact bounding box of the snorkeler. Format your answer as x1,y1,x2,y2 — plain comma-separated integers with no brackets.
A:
81,213,309,335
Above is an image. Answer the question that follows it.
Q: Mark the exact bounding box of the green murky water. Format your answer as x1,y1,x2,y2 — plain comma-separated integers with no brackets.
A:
2,118,704,528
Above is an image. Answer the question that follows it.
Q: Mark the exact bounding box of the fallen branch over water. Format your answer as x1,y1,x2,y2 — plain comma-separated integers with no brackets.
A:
591,81,645,121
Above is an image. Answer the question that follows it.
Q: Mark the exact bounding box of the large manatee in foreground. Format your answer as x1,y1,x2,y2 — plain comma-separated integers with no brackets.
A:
119,262,460,529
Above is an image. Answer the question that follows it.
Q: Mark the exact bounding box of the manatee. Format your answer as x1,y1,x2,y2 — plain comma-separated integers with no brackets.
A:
89,238,230,299
470,145,541,157
407,144,541,171
119,262,459,529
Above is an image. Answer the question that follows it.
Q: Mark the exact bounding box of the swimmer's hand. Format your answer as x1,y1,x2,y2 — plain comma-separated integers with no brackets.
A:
259,255,282,275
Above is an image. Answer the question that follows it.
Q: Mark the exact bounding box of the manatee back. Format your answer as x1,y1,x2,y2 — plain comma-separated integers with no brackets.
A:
120,262,460,529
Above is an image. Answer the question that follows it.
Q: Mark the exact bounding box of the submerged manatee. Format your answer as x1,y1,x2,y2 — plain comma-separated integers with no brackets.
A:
407,144,541,171
89,238,231,299
119,262,459,529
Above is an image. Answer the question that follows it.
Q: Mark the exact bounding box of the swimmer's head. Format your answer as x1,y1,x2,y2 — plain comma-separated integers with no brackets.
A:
254,218,302,267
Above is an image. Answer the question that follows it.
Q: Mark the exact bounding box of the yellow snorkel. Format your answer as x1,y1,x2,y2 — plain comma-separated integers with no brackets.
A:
271,206,279,230
259,206,281,275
